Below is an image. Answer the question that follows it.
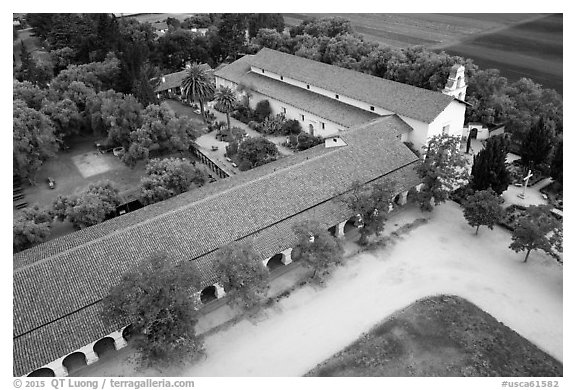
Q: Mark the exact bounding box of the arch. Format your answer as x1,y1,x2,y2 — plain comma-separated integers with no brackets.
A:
458,92,464,100
27,367,55,377
266,253,285,271
393,194,401,204
457,75,463,88
122,324,135,342
328,225,337,237
200,285,217,304
469,128,478,140
93,337,116,358
62,352,87,374
344,215,362,233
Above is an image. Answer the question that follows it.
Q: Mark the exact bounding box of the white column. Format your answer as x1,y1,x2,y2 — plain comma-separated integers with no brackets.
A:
388,202,394,212
336,221,346,238
415,183,424,192
214,283,226,298
281,248,293,265
398,191,408,205
262,258,270,267
84,350,99,365
47,360,68,377
112,329,128,350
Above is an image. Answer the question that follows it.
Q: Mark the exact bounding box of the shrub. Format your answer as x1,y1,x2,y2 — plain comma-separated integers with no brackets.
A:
260,113,286,134
281,119,302,135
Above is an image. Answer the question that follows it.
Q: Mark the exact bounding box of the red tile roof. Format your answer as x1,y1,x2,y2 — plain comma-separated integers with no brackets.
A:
13,115,420,376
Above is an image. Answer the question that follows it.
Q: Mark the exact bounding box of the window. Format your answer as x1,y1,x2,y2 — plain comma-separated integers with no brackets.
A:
335,94,339,99
442,124,450,134
306,84,310,90
280,75,284,80
261,69,265,74
321,122,325,130
370,106,375,111
281,107,287,114
301,114,305,121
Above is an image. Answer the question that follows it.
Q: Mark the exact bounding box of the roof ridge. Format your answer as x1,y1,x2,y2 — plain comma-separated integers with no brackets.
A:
14,145,343,274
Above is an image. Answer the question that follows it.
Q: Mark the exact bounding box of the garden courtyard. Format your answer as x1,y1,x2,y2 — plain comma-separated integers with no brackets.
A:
76,200,562,377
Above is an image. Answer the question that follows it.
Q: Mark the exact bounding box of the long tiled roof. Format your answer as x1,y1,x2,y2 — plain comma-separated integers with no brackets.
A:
223,48,458,124
214,55,379,128
13,115,420,376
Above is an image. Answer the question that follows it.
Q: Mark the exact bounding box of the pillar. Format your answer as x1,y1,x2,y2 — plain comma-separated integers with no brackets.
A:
281,248,293,265
84,350,99,365
388,202,394,212
214,283,226,298
113,330,128,350
336,221,346,238
48,361,68,377
398,191,408,205
191,291,202,310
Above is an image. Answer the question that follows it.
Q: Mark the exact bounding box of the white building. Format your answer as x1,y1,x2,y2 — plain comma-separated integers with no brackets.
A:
214,48,468,150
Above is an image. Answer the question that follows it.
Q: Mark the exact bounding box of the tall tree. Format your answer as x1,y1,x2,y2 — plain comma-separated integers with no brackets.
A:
214,86,237,130
237,137,279,169
13,99,59,182
181,63,215,123
509,205,561,263
101,251,205,368
520,116,556,170
140,158,207,205
61,181,123,229
246,13,285,38
462,189,505,235
416,134,469,211
470,134,511,195
217,13,247,60
13,204,53,253
340,179,396,245
550,139,563,184
215,242,270,313
291,220,344,282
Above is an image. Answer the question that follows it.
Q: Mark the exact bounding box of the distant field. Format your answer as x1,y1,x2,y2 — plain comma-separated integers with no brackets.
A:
121,13,194,24
283,13,563,93
444,14,563,93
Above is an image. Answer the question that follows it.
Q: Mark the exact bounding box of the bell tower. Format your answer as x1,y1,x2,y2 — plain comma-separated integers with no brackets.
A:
443,64,467,101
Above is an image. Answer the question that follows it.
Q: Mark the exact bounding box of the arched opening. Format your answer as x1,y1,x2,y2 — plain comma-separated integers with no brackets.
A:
344,215,362,233
266,253,285,271
62,352,87,374
93,337,116,358
457,75,463,88
200,286,218,304
458,92,464,100
122,324,134,342
28,367,55,377
328,225,337,237
470,128,478,140
393,194,401,204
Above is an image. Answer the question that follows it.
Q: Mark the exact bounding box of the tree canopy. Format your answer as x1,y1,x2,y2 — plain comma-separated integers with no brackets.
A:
416,134,469,211
140,158,207,205
470,134,511,195
100,251,205,368
236,137,279,169
340,179,396,245
13,99,59,182
215,242,270,313
520,116,557,170
291,220,344,282
181,63,215,123
462,189,505,234
13,204,53,253
509,205,562,263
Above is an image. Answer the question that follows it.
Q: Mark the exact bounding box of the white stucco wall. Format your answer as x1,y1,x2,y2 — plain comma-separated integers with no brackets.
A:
250,66,394,116
401,100,466,150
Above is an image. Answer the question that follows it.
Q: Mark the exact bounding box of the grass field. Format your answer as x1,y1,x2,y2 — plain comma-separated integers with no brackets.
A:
283,13,562,93
306,295,562,377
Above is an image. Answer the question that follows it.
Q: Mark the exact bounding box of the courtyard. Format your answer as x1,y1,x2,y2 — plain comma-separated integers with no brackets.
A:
75,200,562,376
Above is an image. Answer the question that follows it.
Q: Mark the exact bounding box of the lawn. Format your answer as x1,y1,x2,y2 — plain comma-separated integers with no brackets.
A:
306,295,562,377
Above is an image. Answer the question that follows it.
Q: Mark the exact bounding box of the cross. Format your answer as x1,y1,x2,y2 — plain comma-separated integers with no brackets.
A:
517,169,533,199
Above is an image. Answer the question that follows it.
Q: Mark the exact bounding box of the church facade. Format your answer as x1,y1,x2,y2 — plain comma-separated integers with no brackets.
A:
214,48,468,150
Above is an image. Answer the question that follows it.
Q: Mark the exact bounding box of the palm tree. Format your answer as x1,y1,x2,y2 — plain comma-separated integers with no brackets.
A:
214,86,237,131
181,63,215,124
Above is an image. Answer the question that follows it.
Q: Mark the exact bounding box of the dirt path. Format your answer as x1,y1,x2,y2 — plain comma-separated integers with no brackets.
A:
179,202,561,376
